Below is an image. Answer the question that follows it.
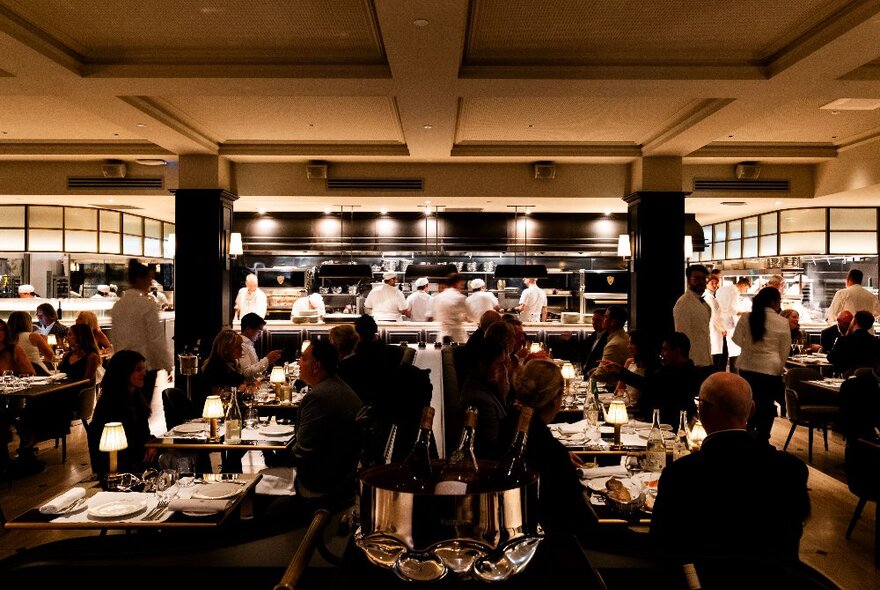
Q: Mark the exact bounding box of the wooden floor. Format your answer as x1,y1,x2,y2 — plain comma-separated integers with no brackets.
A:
1,417,877,589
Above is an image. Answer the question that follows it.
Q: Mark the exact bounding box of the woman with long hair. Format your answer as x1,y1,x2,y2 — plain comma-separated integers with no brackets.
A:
59,324,101,383
613,330,660,412
199,329,246,407
7,310,54,375
0,318,35,376
75,310,112,353
88,350,156,476
732,287,791,440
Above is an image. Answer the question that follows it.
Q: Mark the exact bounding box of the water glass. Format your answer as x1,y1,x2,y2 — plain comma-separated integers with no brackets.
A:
175,455,196,487
244,405,259,429
156,469,179,502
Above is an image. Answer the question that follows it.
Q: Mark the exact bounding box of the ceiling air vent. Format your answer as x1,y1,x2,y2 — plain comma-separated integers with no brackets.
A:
445,208,484,212
693,178,790,192
326,178,423,191
68,177,164,190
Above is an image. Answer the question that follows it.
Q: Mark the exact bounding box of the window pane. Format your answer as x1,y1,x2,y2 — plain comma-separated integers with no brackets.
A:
144,237,162,257
830,208,876,231
122,214,142,235
28,229,62,250
703,225,712,244
0,206,25,227
759,234,777,256
743,237,758,258
760,212,777,235
743,217,758,238
65,208,98,230
29,206,62,228
144,219,162,239
65,230,97,252
780,209,825,232
780,232,826,255
713,241,725,259
829,232,877,254
123,234,142,255
727,239,741,259
728,220,742,240
163,223,174,239
100,210,120,231
0,229,25,250
713,224,726,243
99,232,120,254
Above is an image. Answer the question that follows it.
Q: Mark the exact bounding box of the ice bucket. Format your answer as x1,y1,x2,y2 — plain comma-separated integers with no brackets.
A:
355,461,543,582
178,353,198,376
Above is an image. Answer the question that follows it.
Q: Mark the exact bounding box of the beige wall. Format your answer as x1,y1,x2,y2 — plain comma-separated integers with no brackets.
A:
815,140,880,199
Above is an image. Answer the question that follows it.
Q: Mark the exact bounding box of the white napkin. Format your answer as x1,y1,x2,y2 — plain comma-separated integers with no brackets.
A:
40,487,86,514
579,465,628,479
255,467,297,496
168,498,230,514
556,420,588,434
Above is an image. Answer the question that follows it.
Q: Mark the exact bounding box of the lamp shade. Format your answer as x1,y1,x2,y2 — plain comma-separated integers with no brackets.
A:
561,362,576,380
606,400,629,425
202,395,224,419
529,342,543,354
270,365,286,384
689,419,707,448
229,232,244,256
617,234,631,257
99,422,128,452
46,334,58,347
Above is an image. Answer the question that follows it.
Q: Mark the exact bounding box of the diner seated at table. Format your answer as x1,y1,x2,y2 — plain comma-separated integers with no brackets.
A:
74,310,113,355
587,306,630,389
826,310,880,376
780,309,818,355
7,310,54,375
839,360,880,443
335,315,403,406
237,312,281,379
0,318,36,376
328,323,358,360
197,329,246,408
57,324,101,383
820,310,852,353
454,309,503,385
460,339,510,459
651,372,810,563
87,350,158,476
611,330,660,413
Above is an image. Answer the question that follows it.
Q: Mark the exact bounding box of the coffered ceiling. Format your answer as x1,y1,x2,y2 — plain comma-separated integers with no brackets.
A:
1,0,880,224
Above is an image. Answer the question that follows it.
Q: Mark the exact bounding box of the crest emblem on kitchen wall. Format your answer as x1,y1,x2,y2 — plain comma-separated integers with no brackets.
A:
277,276,285,285
606,276,615,286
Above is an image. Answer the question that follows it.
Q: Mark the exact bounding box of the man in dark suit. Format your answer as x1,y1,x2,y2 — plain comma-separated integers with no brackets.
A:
820,310,853,353
827,310,880,376
580,308,607,374
651,372,810,563
35,302,69,340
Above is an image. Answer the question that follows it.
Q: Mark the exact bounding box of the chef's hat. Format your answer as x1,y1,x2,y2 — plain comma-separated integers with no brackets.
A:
97,284,110,293
382,271,397,281
470,278,486,290
18,284,34,294
414,277,429,288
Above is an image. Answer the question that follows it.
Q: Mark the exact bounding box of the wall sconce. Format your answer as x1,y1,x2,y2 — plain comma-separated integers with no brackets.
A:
229,232,244,257
202,395,224,442
684,235,694,260
99,421,128,476
617,234,631,257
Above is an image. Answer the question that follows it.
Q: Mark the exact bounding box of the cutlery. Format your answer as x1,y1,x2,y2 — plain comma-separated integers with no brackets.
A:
57,497,88,514
143,498,169,521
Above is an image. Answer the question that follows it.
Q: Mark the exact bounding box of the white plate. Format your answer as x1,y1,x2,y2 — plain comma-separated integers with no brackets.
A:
586,476,640,496
174,422,208,434
262,425,295,436
183,510,215,517
192,482,243,500
87,499,148,518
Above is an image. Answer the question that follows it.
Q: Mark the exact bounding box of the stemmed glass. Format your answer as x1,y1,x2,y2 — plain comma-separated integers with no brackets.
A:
50,350,62,374
156,469,179,503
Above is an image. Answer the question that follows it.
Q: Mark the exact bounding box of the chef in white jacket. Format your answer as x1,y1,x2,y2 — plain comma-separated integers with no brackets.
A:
364,271,407,321
405,277,433,322
517,277,547,322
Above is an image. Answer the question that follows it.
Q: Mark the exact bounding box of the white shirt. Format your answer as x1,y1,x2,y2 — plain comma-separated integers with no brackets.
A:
518,284,547,322
732,308,791,376
235,287,268,319
432,287,469,343
238,336,270,379
715,284,751,357
706,289,726,356
364,283,407,321
291,294,325,318
673,289,712,367
110,289,171,372
826,283,880,322
466,290,499,322
405,290,433,322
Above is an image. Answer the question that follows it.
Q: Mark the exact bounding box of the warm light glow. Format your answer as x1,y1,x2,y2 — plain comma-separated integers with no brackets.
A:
202,395,224,419
561,362,576,380
46,334,57,347
605,400,629,425
99,422,128,452
166,233,175,256
229,232,243,257
684,235,694,259
689,419,707,449
301,340,311,353
617,234,631,257
270,365,286,384
529,342,543,354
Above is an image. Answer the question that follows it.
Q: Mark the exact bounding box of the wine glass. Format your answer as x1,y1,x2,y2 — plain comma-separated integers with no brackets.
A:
156,469,179,503
175,456,196,488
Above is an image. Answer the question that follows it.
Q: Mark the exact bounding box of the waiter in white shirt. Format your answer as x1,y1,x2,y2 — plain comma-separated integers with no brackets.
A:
673,264,713,383
826,268,880,322
291,290,326,319
516,277,547,322
432,273,469,343
234,273,268,319
405,277,433,322
364,271,407,321
466,278,500,322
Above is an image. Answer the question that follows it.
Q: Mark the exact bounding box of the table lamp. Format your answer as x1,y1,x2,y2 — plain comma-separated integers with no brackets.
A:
606,400,629,447
202,395,224,442
270,365,286,399
688,419,707,450
99,421,128,476
561,362,576,393
46,334,58,347
529,342,543,354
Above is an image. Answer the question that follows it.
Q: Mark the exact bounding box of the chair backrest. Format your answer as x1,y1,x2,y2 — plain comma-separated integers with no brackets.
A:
76,386,97,422
844,437,880,499
161,387,197,430
784,367,822,390
851,366,874,379
400,346,416,366
784,387,801,422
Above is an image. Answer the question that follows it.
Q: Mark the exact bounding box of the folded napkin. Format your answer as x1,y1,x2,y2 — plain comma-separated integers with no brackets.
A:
556,420,588,434
255,467,297,496
168,498,230,514
40,487,86,514
579,465,628,479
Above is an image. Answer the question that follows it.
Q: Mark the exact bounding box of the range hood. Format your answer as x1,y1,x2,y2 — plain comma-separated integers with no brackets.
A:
317,263,372,279
493,264,548,279
404,263,457,279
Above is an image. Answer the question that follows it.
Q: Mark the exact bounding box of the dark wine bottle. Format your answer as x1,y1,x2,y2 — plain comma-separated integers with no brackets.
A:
434,406,479,495
390,406,435,493
490,406,534,490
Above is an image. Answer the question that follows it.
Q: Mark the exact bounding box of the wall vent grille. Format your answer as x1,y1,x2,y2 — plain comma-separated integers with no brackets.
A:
326,178,423,191
68,177,164,190
693,178,790,192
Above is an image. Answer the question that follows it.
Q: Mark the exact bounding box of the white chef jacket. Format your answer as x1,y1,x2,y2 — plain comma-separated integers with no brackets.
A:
405,290,433,322
714,284,750,357
291,294,326,318
235,287,268,319
432,287,469,343
110,289,172,372
466,290,499,322
706,289,726,356
518,284,547,323
364,283,407,321
826,284,880,322
672,289,713,368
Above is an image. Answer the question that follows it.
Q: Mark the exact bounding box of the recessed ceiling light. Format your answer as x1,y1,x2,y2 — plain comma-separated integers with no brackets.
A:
720,201,747,206
775,201,782,205
527,124,535,129
136,123,147,128
108,199,114,203
603,209,611,216
413,18,429,27
324,207,333,215
423,124,433,129
257,208,267,215
379,208,388,215
135,158,167,166
820,98,880,111
830,110,840,115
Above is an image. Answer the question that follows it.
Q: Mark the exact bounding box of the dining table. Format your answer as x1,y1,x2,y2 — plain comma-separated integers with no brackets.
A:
145,419,296,453
802,378,845,394
0,374,90,400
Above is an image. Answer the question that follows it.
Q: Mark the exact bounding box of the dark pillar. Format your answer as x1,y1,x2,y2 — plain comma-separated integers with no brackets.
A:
624,191,687,338
173,188,238,379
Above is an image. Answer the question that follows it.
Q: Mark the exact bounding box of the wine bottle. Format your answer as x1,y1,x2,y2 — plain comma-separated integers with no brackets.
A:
390,406,435,493
583,390,599,430
224,389,242,445
434,407,479,495
489,406,534,490
672,409,692,461
645,408,667,472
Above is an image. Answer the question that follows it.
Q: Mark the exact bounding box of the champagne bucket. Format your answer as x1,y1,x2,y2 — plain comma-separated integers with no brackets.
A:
178,353,198,376
355,461,543,582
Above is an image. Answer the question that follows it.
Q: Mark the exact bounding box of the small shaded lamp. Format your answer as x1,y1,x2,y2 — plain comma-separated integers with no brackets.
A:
46,334,58,348
606,399,629,447
688,419,707,450
561,362,576,392
229,232,244,257
617,234,631,257
529,342,543,354
270,365,286,397
99,422,128,476
202,395,224,442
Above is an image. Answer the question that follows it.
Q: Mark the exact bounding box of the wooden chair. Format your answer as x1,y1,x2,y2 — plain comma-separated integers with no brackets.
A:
844,437,880,566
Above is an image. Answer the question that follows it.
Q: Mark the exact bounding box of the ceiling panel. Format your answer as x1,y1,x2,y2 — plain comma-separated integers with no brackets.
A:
0,0,385,64
0,96,140,139
456,97,696,143
159,96,404,143
721,98,880,143
465,0,850,65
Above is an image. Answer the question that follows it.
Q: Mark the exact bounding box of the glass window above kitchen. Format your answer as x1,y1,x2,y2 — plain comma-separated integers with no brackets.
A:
780,209,825,233
29,206,62,228
830,208,876,231
760,212,777,235
65,207,98,230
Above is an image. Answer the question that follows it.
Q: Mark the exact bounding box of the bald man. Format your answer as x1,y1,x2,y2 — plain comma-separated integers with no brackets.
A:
820,310,853,353
651,373,810,563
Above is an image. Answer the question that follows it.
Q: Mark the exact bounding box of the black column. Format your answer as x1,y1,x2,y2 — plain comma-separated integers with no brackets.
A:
173,189,238,380
624,191,687,338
